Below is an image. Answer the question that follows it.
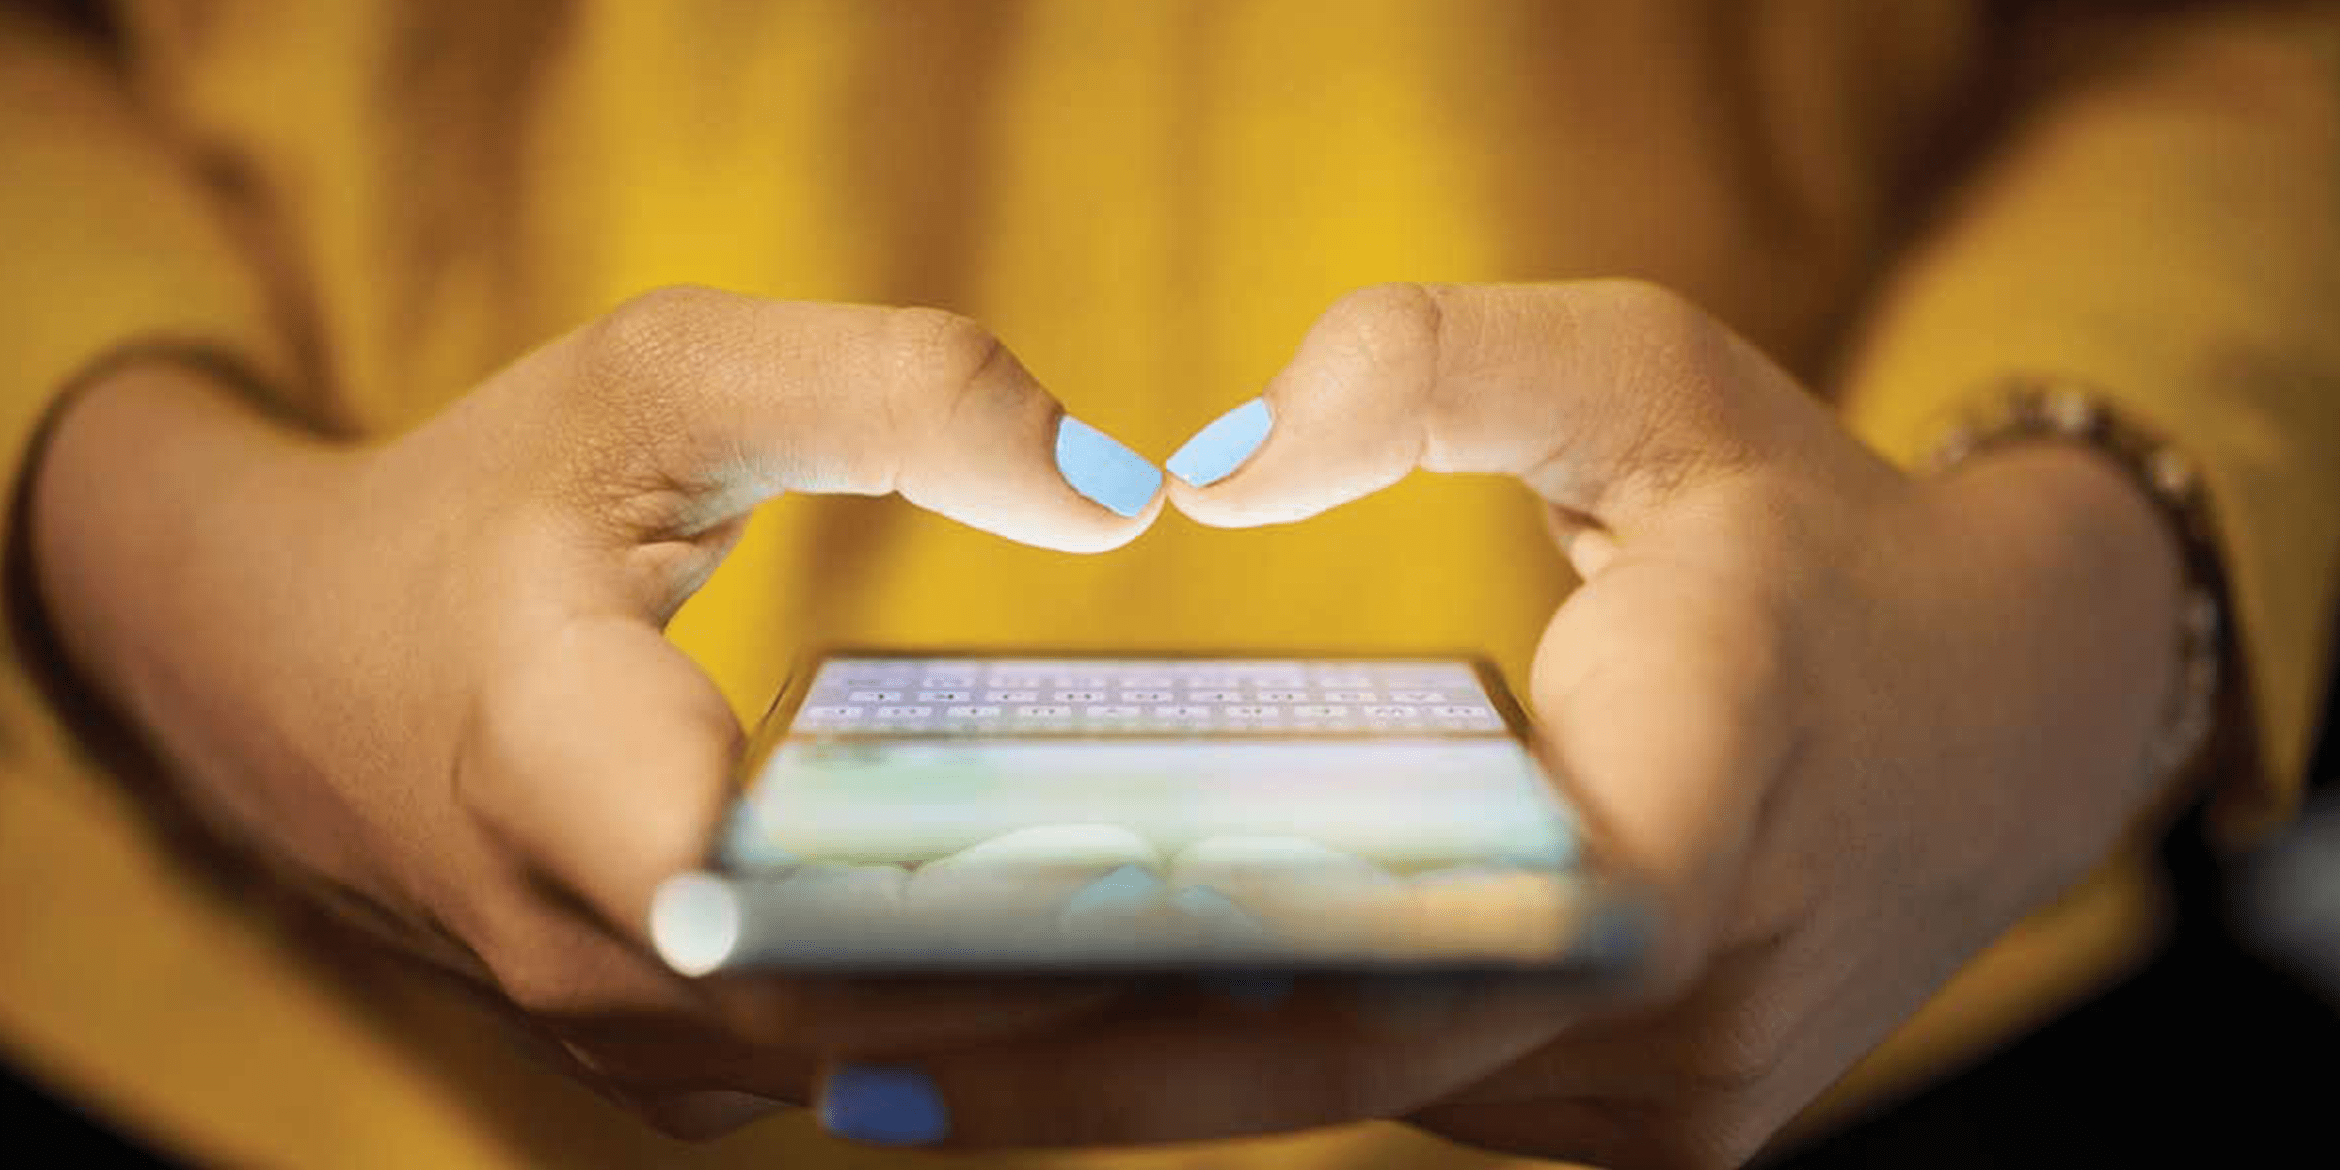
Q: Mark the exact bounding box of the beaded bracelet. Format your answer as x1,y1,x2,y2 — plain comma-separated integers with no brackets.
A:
1921,378,2231,789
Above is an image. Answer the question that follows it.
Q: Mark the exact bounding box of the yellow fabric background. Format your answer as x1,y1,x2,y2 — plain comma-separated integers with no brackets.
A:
3,2,2335,1166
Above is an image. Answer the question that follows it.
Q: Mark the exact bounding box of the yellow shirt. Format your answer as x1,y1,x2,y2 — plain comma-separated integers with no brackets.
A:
4,2,2337,1166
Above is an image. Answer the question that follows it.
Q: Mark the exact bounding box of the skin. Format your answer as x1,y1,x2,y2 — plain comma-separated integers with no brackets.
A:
30,280,2188,1165
30,290,1159,1135
844,282,2194,1165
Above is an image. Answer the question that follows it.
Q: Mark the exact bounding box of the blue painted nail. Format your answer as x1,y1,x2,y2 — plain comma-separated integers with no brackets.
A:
820,1064,950,1146
721,813,801,872
1062,863,1165,921
1503,827,1578,872
1055,415,1163,518
1166,398,1273,487
1172,885,1277,946
1174,888,1291,1005
1582,900,1658,970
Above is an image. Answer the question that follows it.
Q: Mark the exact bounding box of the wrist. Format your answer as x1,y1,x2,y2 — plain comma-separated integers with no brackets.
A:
22,357,511,959
32,359,344,700
25,359,381,869
1940,442,2185,609
1924,441,2198,826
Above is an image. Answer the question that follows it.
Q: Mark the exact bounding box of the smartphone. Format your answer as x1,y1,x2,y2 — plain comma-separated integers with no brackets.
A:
650,650,1652,980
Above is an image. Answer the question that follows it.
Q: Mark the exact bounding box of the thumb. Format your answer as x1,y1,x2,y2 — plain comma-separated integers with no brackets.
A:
1164,281,1794,532
517,287,1163,564
1528,543,1798,991
460,614,741,937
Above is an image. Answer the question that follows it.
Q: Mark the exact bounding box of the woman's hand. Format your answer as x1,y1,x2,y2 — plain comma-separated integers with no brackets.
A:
817,281,2192,1167
27,287,1165,1137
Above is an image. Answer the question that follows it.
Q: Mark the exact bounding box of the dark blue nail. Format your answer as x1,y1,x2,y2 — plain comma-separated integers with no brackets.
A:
820,1064,949,1146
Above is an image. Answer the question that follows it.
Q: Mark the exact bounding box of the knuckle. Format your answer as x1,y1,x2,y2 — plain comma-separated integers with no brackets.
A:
556,290,747,531
885,306,1008,406
448,718,514,838
494,960,577,1022
1577,279,1762,500
1585,279,1710,352
1313,284,1449,444
1677,1034,1785,1103
1319,281,1444,364
577,284,731,406
473,905,681,1026
449,648,596,851
475,924,595,1020
877,307,1026,472
452,657,558,817
1583,278,1734,397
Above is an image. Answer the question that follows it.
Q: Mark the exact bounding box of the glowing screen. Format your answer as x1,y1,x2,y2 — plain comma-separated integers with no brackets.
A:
663,657,1607,972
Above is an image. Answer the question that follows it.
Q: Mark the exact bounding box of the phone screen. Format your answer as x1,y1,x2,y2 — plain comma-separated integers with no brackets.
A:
653,654,1635,976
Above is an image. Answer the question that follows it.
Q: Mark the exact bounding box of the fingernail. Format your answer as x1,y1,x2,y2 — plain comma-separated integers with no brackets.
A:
1582,900,1658,971
720,811,801,872
1521,828,1580,871
1494,831,1578,873
649,873,743,977
1061,863,1165,923
1055,415,1163,518
1167,397,1274,487
819,1064,950,1146
1173,884,1277,946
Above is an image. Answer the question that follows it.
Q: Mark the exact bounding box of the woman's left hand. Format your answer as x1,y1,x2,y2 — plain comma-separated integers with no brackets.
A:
812,281,2192,1168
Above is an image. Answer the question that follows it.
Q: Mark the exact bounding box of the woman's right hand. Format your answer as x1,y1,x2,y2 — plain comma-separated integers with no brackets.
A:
27,286,1165,1136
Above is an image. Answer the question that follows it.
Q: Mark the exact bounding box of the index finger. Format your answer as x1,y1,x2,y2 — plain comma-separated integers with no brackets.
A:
526,286,1163,559
1166,281,1795,531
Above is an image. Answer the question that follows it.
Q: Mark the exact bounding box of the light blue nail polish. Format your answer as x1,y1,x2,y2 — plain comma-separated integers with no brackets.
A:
1502,828,1578,872
820,1064,949,1146
721,812,801,872
1063,863,1164,920
1166,398,1273,487
1172,884,1277,946
1173,887,1289,1003
1055,416,1163,518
